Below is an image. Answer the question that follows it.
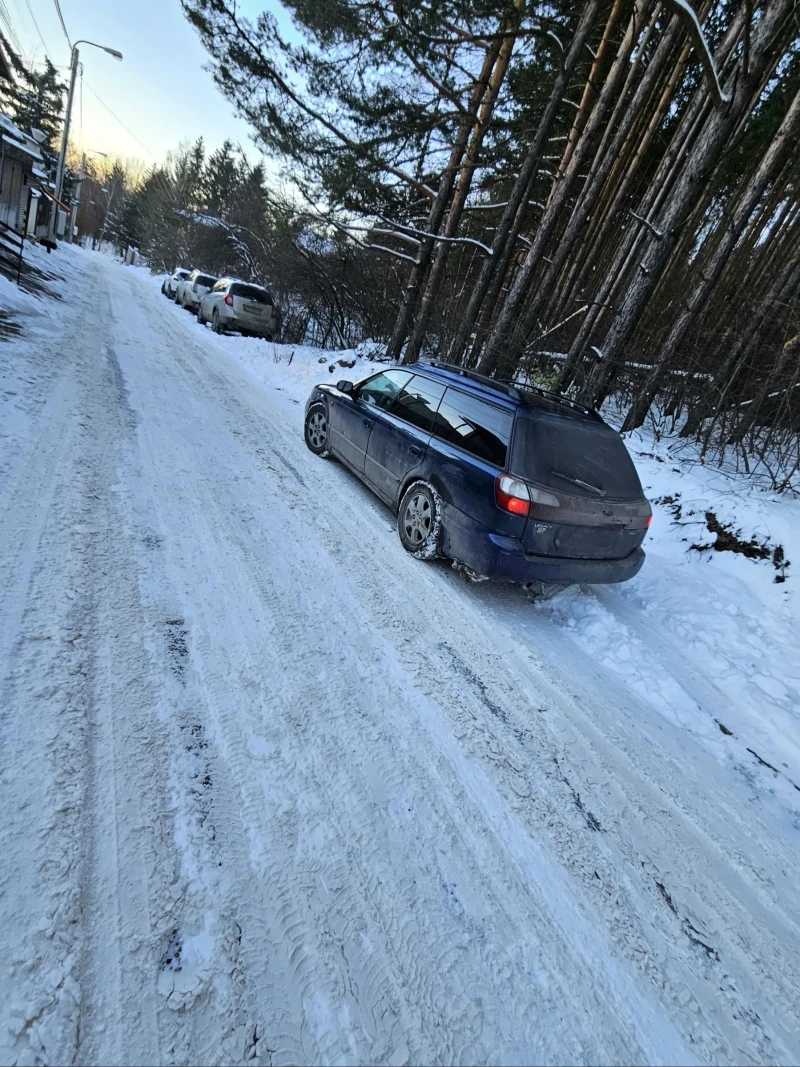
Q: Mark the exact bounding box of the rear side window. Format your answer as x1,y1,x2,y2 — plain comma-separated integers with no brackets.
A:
390,375,446,432
196,274,217,288
230,283,273,304
358,370,412,410
511,415,644,499
432,389,512,468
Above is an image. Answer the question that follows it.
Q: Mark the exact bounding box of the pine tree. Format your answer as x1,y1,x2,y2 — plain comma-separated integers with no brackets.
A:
0,38,66,153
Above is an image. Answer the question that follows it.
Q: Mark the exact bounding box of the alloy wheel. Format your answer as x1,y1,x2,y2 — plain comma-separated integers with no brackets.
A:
307,410,327,450
402,492,432,545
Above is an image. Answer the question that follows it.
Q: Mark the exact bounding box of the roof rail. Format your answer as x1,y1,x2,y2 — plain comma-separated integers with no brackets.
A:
417,360,599,418
417,360,522,400
498,379,601,419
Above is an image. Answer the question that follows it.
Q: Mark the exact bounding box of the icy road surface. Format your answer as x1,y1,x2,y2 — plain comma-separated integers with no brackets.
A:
1,248,799,1066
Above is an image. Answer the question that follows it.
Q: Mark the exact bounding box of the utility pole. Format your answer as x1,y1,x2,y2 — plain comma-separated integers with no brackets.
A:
68,152,85,243
47,40,123,245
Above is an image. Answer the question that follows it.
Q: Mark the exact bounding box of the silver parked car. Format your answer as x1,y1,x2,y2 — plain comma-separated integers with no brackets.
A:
175,269,219,311
197,278,279,340
161,267,190,298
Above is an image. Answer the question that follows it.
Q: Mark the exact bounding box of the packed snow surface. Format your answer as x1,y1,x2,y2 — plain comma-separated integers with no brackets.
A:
1,245,799,1067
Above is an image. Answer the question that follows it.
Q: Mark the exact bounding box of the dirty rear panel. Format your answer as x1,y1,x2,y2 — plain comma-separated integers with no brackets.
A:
511,410,650,561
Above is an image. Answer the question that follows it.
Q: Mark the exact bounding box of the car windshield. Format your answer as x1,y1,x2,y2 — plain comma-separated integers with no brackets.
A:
511,414,643,500
230,283,272,304
196,274,217,288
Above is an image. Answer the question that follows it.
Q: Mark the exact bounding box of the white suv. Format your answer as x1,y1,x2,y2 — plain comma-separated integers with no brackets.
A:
197,278,279,340
176,270,219,311
161,268,190,298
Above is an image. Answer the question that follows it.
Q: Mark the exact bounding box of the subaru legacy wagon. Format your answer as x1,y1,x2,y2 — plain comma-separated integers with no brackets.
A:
304,362,652,585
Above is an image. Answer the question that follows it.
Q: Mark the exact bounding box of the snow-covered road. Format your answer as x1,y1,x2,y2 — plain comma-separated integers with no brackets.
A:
2,249,799,1066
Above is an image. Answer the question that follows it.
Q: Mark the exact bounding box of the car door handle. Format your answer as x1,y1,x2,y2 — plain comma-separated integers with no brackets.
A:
408,445,422,457
362,417,372,426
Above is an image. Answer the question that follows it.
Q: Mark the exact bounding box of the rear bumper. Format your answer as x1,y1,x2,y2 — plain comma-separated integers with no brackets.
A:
441,503,645,585
220,310,275,337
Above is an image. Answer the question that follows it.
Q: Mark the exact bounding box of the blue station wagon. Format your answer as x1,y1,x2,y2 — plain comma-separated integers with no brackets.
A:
304,362,652,586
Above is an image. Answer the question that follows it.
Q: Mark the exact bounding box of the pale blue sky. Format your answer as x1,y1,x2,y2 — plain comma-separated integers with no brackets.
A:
5,0,297,168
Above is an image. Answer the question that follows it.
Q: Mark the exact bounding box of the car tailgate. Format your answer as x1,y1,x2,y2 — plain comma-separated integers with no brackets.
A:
522,496,649,560
234,296,271,320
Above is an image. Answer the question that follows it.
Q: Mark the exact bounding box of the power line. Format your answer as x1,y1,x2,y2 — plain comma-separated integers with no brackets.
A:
82,80,157,159
0,1,24,53
7,0,34,52
52,0,69,47
22,0,54,63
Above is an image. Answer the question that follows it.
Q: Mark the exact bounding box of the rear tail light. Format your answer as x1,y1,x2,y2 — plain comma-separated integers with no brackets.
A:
495,475,561,515
646,513,653,528
495,474,531,516
224,293,234,306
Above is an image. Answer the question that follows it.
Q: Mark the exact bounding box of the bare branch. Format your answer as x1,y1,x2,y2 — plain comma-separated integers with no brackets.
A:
663,0,731,106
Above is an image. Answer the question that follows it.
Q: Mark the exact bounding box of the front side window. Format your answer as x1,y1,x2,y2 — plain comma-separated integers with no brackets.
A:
357,370,413,410
432,389,512,467
390,375,446,432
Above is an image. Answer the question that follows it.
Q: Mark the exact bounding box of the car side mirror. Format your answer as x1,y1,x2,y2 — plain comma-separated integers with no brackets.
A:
337,380,354,394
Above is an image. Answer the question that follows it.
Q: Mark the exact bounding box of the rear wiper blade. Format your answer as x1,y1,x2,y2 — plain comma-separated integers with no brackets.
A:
549,469,606,497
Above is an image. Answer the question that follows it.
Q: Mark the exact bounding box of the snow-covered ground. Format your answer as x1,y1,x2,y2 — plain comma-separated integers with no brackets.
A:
1,245,799,1067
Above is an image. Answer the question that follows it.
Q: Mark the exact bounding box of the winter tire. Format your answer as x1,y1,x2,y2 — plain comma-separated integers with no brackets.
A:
398,480,442,560
304,403,331,457
212,309,225,334
197,306,205,326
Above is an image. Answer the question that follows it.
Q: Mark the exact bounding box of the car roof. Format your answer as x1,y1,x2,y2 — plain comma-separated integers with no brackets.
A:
409,361,604,424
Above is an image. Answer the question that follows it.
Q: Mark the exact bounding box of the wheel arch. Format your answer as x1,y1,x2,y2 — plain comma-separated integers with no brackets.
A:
395,468,452,515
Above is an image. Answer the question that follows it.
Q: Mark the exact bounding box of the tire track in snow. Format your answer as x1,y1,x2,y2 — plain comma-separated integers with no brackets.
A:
113,276,704,1064
1,261,171,1067
50,259,798,1066
148,306,799,1066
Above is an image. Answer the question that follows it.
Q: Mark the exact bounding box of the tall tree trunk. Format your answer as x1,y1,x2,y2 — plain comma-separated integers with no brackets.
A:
558,2,746,391
477,1,647,376
622,85,800,429
550,8,705,325
727,330,800,444
499,7,686,369
680,240,800,438
554,0,628,184
384,37,505,363
578,0,792,407
444,0,602,367
402,0,525,364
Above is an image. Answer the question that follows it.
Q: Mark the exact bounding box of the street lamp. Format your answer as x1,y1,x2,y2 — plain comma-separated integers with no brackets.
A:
48,40,123,243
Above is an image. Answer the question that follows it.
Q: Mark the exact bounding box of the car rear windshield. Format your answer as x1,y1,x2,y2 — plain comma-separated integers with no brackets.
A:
511,414,644,500
230,283,273,304
196,274,217,287
175,270,190,279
